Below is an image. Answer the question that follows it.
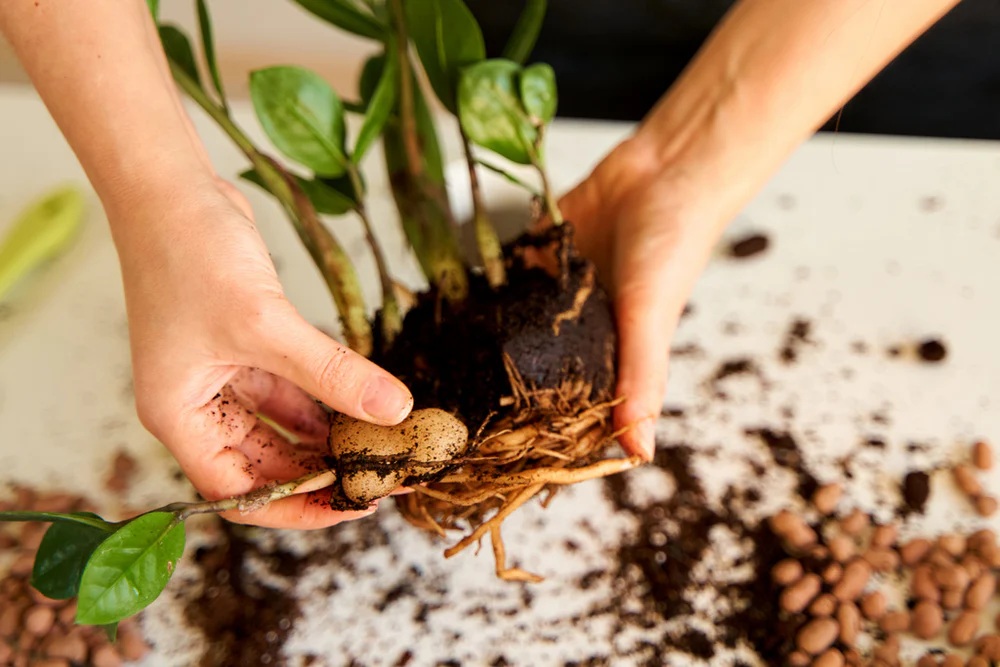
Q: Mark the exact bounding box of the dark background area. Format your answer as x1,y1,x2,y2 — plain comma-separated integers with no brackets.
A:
466,0,1000,140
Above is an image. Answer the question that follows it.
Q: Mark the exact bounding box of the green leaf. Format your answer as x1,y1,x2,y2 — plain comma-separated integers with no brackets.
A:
0,185,85,301
353,48,398,162
503,0,547,64
239,169,356,215
76,512,186,626
103,623,119,642
31,517,113,600
519,62,557,125
196,0,227,108
359,54,385,107
413,74,445,184
146,0,160,20
405,0,485,111
289,0,386,40
0,510,113,532
158,25,202,89
249,66,349,177
457,59,536,165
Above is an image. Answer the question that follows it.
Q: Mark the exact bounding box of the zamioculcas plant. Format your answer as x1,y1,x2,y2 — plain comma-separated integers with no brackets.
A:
0,0,641,634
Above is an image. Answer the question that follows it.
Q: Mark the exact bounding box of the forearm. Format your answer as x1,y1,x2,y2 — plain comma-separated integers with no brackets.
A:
635,0,960,222
0,0,215,237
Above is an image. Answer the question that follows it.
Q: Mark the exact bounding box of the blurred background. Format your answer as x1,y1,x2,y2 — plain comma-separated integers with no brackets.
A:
1,0,998,139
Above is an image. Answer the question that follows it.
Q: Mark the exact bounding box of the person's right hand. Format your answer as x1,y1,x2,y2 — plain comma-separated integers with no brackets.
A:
110,176,414,529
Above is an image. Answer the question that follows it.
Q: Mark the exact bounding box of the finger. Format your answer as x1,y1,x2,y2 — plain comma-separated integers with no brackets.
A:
228,367,329,443
219,489,378,530
236,420,327,481
612,284,679,461
253,307,414,426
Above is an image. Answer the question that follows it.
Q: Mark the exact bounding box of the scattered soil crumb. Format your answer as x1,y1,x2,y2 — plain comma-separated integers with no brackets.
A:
917,338,948,363
727,233,770,259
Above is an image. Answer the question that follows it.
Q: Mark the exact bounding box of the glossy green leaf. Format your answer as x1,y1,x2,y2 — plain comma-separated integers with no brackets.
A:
103,623,118,642
0,185,85,301
196,0,227,108
158,26,202,89
146,0,160,20
249,66,349,177
239,169,356,215
503,0,547,64
405,0,485,111
353,49,398,163
31,517,113,600
519,62,557,125
76,512,185,626
289,0,385,40
359,54,385,107
457,59,536,165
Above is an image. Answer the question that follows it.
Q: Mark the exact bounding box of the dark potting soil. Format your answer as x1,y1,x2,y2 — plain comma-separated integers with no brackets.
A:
902,470,931,515
917,338,948,362
779,318,813,364
727,233,770,259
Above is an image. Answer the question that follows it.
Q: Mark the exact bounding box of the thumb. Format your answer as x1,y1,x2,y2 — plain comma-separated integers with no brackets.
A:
253,306,413,426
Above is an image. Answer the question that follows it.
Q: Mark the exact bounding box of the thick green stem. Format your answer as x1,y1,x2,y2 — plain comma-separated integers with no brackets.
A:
170,63,373,355
461,133,505,288
347,163,401,344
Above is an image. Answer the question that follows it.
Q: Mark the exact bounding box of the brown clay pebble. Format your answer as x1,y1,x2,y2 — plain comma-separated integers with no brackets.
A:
24,606,55,636
44,634,87,663
842,648,862,666
809,593,837,617
968,657,988,667
953,464,982,497
0,640,10,663
57,601,77,627
949,610,980,646
939,534,967,557
969,529,997,552
839,509,869,536
872,635,900,663
10,554,33,577
832,560,871,601
879,610,911,633
30,661,70,667
871,524,898,549
821,563,843,585
0,603,23,637
975,495,998,518
812,483,843,515
912,600,944,639
796,617,839,655
935,563,971,591
913,564,942,601
943,588,966,610
117,625,151,661
960,554,985,581
966,572,996,610
812,649,845,667
973,440,993,470
864,548,900,573
942,656,963,667
787,651,811,667
828,535,856,563
860,591,887,620
772,558,804,586
91,645,123,667
782,574,823,613
901,538,933,566
837,602,861,646
976,635,1000,660
916,657,939,667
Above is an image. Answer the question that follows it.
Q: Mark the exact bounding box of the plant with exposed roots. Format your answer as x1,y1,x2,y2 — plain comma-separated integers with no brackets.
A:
0,0,642,634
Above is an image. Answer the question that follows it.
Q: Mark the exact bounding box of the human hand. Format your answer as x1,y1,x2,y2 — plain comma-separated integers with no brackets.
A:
554,137,731,461
110,178,413,529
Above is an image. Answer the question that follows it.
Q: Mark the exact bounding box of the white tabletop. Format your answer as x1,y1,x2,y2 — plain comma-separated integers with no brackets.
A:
2,85,1000,666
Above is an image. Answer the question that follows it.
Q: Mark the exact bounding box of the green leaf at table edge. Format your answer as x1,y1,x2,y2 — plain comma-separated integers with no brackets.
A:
249,66,349,177
289,0,386,40
404,0,485,112
502,0,547,64
353,45,398,163
76,512,186,626
519,62,557,126
196,0,227,108
31,518,113,600
457,59,536,165
239,169,356,215
157,25,203,90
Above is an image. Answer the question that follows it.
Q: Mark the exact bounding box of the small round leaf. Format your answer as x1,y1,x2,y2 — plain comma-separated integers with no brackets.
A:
458,59,536,165
520,63,557,125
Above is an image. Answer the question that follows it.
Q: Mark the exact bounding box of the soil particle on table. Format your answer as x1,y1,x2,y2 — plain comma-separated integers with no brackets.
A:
901,469,931,516
917,337,948,362
746,427,819,500
726,233,770,259
778,317,814,364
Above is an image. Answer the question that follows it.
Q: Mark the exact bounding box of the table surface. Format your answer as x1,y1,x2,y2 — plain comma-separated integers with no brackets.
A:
2,85,1000,666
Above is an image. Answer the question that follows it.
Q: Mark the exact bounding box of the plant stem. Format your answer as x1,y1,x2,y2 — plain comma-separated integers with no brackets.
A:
169,62,374,355
475,158,541,196
0,512,116,532
159,470,339,521
461,133,505,288
347,163,402,343
529,132,563,225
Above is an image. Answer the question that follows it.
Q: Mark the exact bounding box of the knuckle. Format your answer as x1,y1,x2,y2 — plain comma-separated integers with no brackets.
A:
313,346,359,393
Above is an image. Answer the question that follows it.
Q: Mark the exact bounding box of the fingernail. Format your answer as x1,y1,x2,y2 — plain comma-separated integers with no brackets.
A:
637,420,655,461
361,376,413,424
